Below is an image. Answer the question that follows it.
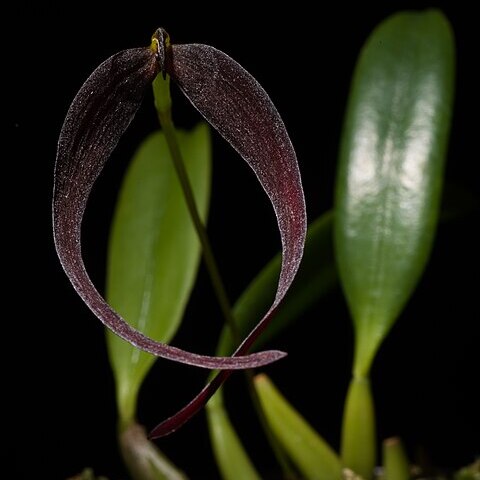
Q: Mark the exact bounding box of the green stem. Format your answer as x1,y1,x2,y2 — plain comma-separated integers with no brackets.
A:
152,73,296,479
340,376,376,479
159,110,239,339
383,437,410,480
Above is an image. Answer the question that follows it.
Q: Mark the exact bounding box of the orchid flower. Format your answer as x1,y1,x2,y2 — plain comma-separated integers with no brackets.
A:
53,28,306,435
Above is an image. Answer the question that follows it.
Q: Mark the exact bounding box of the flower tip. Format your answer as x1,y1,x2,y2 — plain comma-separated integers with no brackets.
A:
148,422,177,440
151,27,170,78
236,349,288,368
147,352,288,440
267,350,288,362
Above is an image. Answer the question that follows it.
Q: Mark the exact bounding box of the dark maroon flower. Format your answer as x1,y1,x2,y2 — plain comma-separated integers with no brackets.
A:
53,28,306,432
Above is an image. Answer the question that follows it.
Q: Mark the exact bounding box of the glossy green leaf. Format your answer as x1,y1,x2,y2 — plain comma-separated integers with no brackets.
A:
254,374,342,480
337,10,455,477
207,212,335,478
383,437,410,480
334,9,455,378
106,124,211,425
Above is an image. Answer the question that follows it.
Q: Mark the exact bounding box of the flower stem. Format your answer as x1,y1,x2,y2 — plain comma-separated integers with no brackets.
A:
152,73,296,479
383,437,410,480
154,75,239,341
340,376,376,479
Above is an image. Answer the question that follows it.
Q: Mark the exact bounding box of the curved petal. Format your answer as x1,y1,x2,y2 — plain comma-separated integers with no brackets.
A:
149,43,307,436
53,47,285,370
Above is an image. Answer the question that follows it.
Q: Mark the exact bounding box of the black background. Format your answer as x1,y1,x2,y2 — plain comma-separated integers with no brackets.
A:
10,2,479,479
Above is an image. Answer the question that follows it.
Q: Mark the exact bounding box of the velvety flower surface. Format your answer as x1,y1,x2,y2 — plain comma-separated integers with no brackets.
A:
53,28,306,434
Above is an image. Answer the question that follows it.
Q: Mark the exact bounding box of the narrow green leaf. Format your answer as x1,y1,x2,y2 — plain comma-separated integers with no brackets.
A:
383,437,410,480
207,212,335,477
334,9,455,378
206,394,261,480
217,211,335,357
106,124,211,426
340,378,376,479
254,374,342,480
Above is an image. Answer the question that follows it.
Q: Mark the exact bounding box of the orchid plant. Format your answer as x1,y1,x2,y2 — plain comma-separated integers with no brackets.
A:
55,9,477,480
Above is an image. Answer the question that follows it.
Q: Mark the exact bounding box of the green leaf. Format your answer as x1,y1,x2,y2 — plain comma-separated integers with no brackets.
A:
207,212,335,478
216,211,335,357
206,395,261,480
334,9,455,378
254,374,342,480
383,437,410,480
106,123,211,426
336,10,455,477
